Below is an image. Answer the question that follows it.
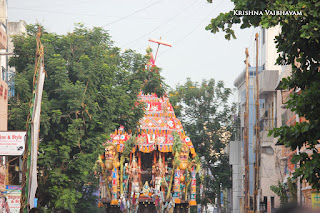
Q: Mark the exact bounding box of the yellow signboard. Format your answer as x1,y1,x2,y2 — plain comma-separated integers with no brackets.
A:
311,193,320,208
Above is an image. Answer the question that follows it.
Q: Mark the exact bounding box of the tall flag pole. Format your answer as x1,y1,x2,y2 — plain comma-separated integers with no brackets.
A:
20,26,46,212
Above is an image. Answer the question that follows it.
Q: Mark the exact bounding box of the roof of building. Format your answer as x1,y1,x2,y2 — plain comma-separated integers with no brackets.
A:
233,66,263,88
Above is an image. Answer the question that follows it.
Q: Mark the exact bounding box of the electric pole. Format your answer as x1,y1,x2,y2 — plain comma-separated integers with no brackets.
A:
253,33,261,213
244,48,250,213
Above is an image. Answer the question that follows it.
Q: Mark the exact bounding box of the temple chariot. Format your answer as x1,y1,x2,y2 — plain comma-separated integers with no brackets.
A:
98,48,200,213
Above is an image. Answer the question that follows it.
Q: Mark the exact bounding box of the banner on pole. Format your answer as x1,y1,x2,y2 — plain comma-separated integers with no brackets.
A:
28,56,46,209
0,131,26,155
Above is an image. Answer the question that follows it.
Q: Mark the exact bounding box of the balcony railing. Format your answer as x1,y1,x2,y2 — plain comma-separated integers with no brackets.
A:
260,115,276,131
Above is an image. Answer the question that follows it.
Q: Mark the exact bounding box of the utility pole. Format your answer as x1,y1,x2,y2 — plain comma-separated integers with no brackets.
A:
244,48,250,213
253,33,261,213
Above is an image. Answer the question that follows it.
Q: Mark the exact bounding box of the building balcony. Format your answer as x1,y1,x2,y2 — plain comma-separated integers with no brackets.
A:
258,70,279,98
259,117,276,131
259,121,277,156
0,23,7,49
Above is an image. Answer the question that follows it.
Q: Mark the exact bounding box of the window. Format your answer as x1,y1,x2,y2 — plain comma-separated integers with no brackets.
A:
263,196,268,212
262,146,274,155
271,196,275,210
281,112,287,126
262,28,266,44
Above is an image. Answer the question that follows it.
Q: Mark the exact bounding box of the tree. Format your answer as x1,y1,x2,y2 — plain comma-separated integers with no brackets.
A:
270,181,288,205
270,177,297,204
8,24,165,212
205,0,320,190
169,78,236,212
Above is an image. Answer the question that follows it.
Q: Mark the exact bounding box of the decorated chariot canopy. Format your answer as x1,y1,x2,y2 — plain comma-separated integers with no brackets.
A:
105,92,196,156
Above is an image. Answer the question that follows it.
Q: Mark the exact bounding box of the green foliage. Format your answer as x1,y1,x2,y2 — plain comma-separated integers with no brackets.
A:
75,184,102,213
172,131,182,166
123,135,136,157
287,177,297,203
206,0,320,191
172,131,182,154
8,23,165,212
142,66,167,97
169,78,236,208
193,155,202,173
270,178,297,205
270,182,288,205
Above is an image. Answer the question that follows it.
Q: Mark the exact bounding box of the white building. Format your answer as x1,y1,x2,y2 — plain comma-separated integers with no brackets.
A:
7,20,27,96
231,26,284,213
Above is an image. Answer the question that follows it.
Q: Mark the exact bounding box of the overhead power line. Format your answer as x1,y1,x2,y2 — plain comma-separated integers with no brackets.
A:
9,6,100,17
8,6,160,19
159,0,225,57
101,1,161,27
161,0,207,36
120,0,201,49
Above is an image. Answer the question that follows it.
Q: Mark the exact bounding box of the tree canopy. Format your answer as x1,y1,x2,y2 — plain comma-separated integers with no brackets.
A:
8,23,165,212
206,0,320,190
169,78,236,212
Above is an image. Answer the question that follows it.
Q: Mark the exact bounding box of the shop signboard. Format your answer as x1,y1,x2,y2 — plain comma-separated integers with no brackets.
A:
4,185,22,213
312,193,320,209
0,131,26,155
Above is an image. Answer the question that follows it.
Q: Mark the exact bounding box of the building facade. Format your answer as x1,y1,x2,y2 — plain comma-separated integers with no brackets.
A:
0,0,8,136
231,26,284,213
276,63,320,208
234,66,262,212
0,0,8,80
7,20,27,97
0,0,8,194
229,140,242,213
0,79,8,131
0,1,27,189
258,68,282,213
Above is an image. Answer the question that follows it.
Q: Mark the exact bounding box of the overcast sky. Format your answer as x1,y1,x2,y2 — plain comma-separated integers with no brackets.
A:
8,0,259,99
